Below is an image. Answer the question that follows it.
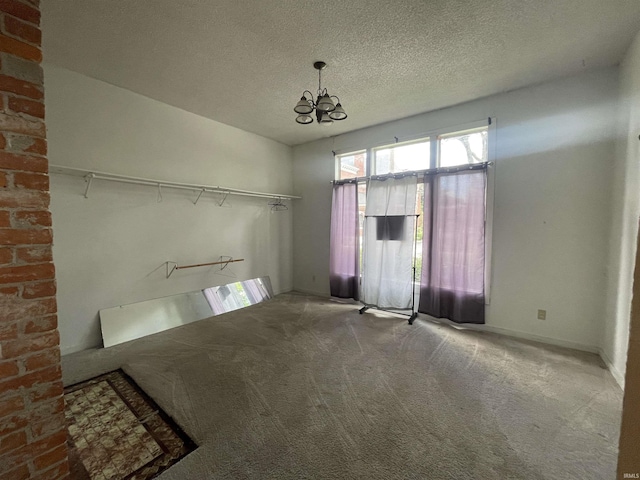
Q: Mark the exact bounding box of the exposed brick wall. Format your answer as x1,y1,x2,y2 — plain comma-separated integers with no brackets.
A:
0,1,70,479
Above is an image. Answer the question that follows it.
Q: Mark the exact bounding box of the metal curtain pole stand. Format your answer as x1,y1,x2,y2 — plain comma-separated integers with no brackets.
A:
359,214,420,325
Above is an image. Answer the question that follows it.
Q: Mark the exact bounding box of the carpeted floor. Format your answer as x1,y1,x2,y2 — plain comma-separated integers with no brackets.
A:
62,292,622,479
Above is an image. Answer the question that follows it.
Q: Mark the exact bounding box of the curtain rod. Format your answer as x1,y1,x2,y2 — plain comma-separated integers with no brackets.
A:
331,162,492,185
50,165,302,201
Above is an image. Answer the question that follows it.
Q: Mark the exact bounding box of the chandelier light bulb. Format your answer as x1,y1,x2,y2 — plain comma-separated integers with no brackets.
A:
296,114,314,124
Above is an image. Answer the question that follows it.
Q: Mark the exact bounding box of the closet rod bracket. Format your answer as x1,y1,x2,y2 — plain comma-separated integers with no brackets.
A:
193,189,205,205
218,191,230,207
166,261,178,278
83,173,95,199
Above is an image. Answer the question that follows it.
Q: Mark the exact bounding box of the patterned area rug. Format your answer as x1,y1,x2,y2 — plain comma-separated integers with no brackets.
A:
64,370,197,480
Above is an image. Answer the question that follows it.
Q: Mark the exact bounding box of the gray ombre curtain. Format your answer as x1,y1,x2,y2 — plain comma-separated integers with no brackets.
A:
330,182,360,299
419,169,486,323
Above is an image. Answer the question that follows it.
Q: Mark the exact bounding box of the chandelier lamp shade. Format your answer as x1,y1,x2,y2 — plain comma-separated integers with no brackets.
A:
294,61,347,125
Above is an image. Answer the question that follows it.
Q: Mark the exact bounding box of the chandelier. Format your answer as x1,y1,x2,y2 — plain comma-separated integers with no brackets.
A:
294,61,347,125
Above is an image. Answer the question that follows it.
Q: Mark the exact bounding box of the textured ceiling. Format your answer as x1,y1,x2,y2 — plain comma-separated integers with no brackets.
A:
42,0,640,146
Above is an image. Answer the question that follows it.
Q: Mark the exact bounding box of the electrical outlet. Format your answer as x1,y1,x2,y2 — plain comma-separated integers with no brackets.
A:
537,309,546,320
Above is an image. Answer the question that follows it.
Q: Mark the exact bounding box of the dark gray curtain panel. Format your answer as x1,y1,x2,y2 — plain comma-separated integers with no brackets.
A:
330,183,360,299
419,169,486,323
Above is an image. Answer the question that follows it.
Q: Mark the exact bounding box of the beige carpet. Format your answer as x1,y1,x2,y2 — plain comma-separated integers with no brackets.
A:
62,292,622,479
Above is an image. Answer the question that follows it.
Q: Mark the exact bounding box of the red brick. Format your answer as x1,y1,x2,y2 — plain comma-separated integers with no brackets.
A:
0,429,26,454
0,74,42,99
0,263,55,284
0,285,18,295
27,380,62,403
0,170,7,187
0,188,48,208
0,394,23,417
29,410,63,439
33,443,67,471
4,134,46,155
0,359,18,378
1,428,65,474
0,412,28,436
0,1,41,25
13,209,50,228
1,329,58,357
0,322,17,341
32,459,69,480
0,151,46,171
0,132,5,148
8,95,43,118
0,32,40,62
22,314,56,333
4,15,41,45
12,171,47,190
16,245,51,263
0,363,60,392
0,228,52,246
0,295,56,322
0,246,12,263
0,111,45,136
24,137,45,155
1,463,29,480
23,347,58,371
0,210,10,226
33,395,64,415
22,280,54,298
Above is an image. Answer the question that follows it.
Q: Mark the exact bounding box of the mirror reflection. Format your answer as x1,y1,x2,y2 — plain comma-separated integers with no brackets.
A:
100,277,274,348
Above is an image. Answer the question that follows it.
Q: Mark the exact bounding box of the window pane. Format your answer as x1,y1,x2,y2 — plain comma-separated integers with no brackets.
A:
337,151,367,180
374,141,430,175
438,128,488,168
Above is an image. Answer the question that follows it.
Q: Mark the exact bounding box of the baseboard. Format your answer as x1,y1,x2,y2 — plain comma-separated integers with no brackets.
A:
61,342,100,357
291,288,331,298
599,348,625,389
420,314,599,354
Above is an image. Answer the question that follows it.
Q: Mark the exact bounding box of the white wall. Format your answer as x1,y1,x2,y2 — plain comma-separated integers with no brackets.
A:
45,65,294,355
293,68,618,352
603,31,640,386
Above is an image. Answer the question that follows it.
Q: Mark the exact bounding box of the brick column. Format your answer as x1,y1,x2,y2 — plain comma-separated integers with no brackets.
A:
0,1,70,479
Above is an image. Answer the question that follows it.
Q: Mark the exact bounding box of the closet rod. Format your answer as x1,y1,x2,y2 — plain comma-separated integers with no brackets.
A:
50,165,301,201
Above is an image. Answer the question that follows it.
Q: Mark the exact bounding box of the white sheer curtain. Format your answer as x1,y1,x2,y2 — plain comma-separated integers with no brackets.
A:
361,176,417,309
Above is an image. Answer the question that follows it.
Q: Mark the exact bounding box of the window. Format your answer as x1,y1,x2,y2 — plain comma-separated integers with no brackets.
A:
373,139,430,175
333,120,494,302
334,125,489,181
438,127,488,168
336,150,366,180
